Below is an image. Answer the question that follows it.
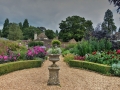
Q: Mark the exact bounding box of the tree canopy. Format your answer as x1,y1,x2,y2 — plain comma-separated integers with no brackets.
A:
101,9,116,35
59,15,93,42
2,18,9,38
45,29,56,39
8,23,23,40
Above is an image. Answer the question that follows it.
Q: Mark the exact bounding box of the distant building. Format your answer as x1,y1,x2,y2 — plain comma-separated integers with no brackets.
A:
34,33,48,40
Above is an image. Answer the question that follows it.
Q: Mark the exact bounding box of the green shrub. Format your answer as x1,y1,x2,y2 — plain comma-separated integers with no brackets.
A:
71,40,92,56
28,41,44,47
51,40,61,47
0,60,42,76
70,38,112,56
69,60,111,74
62,50,70,56
111,62,120,76
64,54,74,64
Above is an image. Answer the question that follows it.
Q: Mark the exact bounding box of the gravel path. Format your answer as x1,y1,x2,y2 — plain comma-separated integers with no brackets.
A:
0,56,120,90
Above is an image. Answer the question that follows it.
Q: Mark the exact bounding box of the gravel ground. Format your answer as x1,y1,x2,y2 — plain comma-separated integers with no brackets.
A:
0,56,120,90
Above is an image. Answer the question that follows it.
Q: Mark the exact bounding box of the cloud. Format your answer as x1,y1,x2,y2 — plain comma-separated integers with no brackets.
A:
0,0,119,31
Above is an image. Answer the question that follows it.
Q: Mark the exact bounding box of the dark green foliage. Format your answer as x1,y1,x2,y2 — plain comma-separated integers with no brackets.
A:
45,29,56,39
23,26,41,40
0,60,42,76
51,40,61,47
101,9,116,35
59,15,93,42
71,38,112,56
23,19,29,29
19,22,23,30
28,41,44,47
69,60,111,74
2,18,9,38
70,39,92,56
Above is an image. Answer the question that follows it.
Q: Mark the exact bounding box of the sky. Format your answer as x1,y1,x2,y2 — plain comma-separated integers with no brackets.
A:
0,0,119,32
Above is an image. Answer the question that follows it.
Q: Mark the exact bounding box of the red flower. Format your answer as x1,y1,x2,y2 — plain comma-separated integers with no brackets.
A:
116,49,120,54
92,51,96,55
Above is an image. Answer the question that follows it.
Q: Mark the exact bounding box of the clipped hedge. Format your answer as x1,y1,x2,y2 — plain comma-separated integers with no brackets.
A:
69,60,111,74
0,60,42,76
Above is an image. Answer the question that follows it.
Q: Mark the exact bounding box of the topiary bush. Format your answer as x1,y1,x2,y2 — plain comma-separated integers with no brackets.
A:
51,40,61,47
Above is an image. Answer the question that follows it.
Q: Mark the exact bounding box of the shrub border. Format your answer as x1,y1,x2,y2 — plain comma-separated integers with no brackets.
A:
0,60,42,76
69,60,111,74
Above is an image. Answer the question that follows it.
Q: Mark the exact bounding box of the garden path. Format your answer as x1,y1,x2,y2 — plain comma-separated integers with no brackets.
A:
0,56,120,90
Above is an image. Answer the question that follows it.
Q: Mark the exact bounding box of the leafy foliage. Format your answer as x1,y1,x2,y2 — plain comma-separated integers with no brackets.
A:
2,18,9,38
23,26,41,40
70,38,112,56
59,15,93,42
51,40,61,47
28,41,44,47
8,23,23,40
101,9,116,35
22,19,29,29
64,53,74,64
45,29,56,39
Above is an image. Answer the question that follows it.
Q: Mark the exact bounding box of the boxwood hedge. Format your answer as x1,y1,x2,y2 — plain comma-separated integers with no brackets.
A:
0,60,42,76
69,60,111,74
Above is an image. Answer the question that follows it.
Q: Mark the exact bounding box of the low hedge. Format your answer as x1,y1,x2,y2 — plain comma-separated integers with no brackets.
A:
0,60,42,76
69,60,111,74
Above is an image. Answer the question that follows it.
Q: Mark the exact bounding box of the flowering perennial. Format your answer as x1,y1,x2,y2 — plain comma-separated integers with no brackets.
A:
26,46,46,60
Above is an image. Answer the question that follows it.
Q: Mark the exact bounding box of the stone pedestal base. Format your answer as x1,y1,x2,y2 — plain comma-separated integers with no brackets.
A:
47,66,60,85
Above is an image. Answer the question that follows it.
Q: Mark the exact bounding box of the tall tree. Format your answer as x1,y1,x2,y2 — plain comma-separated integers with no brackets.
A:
45,29,56,39
101,9,116,35
23,26,41,40
2,18,9,38
59,15,93,42
23,19,29,29
19,22,23,30
108,0,120,13
8,23,23,40
55,30,59,36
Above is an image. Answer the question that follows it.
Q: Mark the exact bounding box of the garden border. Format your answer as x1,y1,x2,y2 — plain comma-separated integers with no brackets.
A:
0,60,42,76
69,60,111,74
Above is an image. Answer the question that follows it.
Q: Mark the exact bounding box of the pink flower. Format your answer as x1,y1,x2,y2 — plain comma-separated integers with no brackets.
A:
13,57,16,60
116,49,120,54
18,53,20,56
3,56,8,60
